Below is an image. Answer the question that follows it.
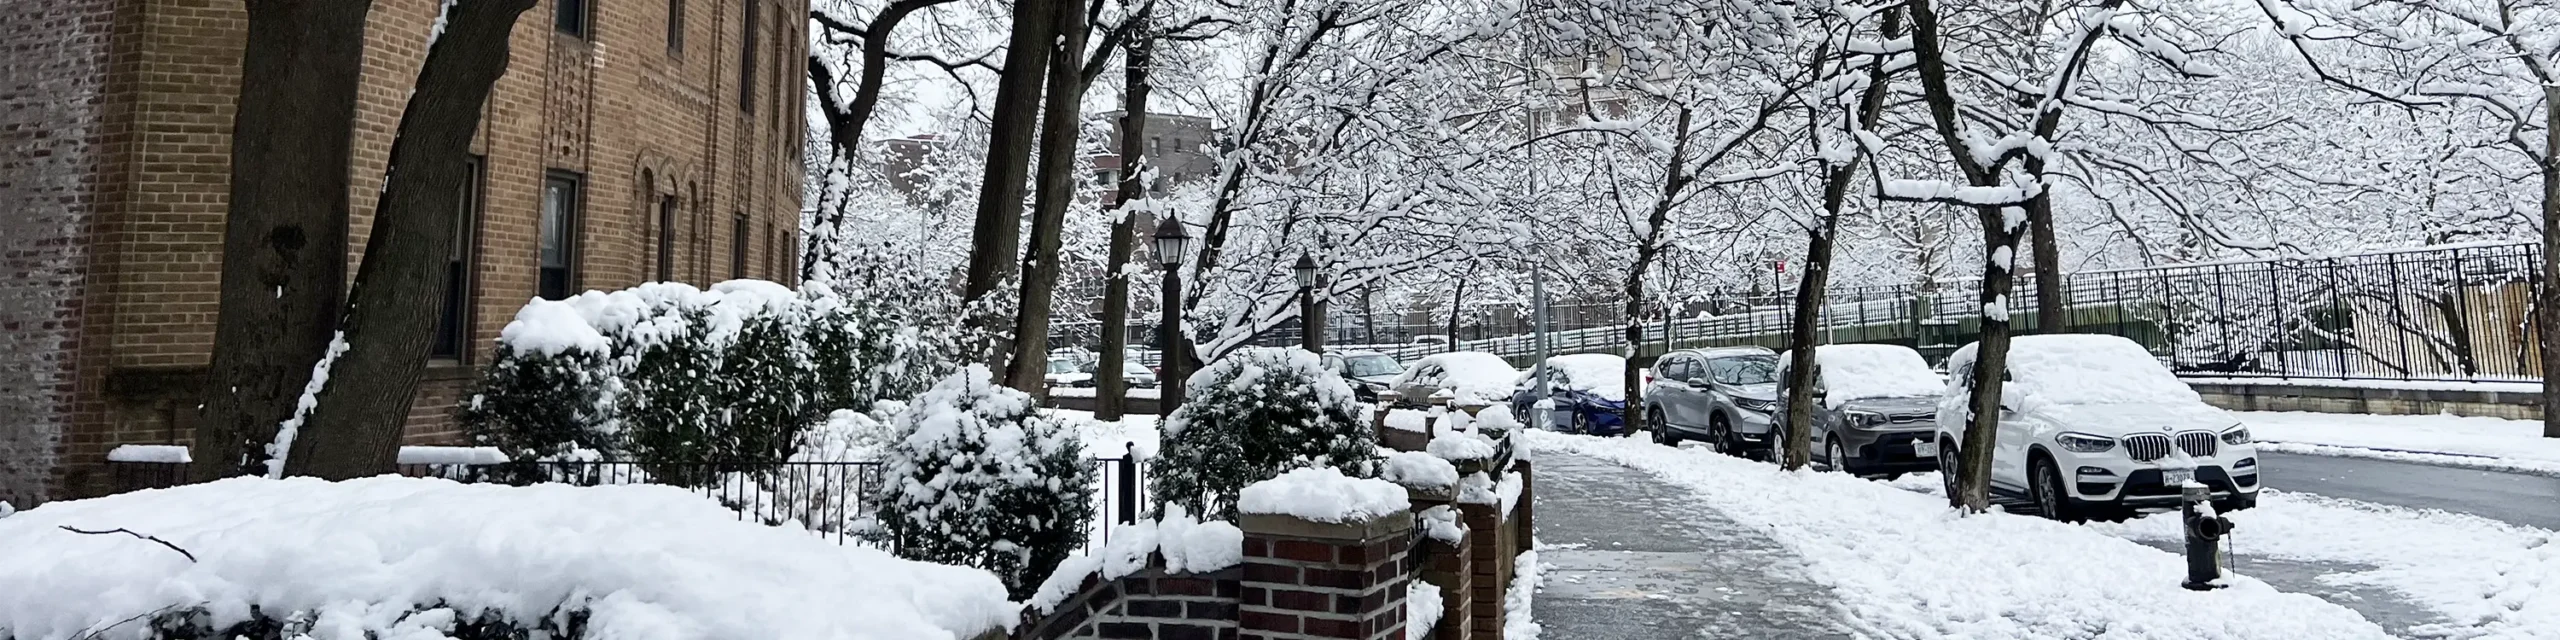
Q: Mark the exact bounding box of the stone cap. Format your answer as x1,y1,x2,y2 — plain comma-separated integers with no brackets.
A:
1240,508,1414,542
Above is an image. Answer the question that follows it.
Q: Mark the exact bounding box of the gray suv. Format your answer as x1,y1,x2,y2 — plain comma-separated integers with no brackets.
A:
1772,344,1946,478
1643,347,1780,457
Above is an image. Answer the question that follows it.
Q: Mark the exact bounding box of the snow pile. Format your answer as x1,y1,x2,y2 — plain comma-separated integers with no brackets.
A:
1504,549,1545,639
1381,451,1460,489
1384,408,1434,433
877,366,1097,598
104,444,190,464
2088,490,2558,639
1428,430,1499,461
393,446,510,465
1393,352,1519,406
1417,505,1465,544
1238,467,1410,524
1407,580,1445,640
1951,334,2198,406
1475,404,1524,432
1525,431,2394,639
0,476,1014,640
1802,344,1943,407
2241,411,2560,475
1028,505,1243,614
1537,354,1628,401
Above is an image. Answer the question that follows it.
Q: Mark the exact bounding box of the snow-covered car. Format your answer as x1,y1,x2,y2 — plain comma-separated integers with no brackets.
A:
1388,351,1518,408
1921,334,2260,521
1511,353,1630,436
1042,358,1094,387
1642,346,1780,457
1324,350,1406,402
1077,361,1158,388
1772,344,1945,477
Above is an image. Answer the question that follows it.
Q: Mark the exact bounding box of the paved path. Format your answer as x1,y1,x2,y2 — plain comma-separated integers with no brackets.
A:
1531,452,1853,639
2263,451,2560,530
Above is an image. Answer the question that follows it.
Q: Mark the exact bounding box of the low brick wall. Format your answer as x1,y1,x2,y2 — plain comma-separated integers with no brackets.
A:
2188,380,2542,421
1020,564,1243,640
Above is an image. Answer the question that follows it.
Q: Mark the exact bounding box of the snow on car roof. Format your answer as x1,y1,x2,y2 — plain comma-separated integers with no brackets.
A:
1947,334,2199,405
1536,353,1627,402
1790,344,1940,408
1400,351,1518,403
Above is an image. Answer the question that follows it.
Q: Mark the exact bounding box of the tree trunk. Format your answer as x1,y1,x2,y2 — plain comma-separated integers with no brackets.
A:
2027,181,2064,333
1004,0,1095,394
1956,215,2021,510
960,0,1062,369
2541,87,2560,438
191,0,373,481
281,0,539,480
1780,13,1896,471
1624,108,1694,435
1096,13,1153,422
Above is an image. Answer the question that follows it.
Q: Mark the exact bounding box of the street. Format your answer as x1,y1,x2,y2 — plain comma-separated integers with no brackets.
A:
2262,451,2560,531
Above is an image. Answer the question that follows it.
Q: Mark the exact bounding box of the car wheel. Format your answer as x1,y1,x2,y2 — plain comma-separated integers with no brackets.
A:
1571,410,1592,435
1938,441,1961,499
1827,439,1851,474
2032,457,2082,522
1649,409,1678,446
1711,413,1740,457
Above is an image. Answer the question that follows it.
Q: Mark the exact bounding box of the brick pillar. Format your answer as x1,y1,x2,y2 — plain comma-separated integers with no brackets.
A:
1240,511,1413,640
1457,499,1507,637
1420,531,1471,640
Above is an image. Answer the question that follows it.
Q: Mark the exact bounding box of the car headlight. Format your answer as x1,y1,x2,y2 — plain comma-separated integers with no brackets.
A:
2054,432,2117,453
1734,398,1775,413
2221,425,2251,446
1845,410,1884,427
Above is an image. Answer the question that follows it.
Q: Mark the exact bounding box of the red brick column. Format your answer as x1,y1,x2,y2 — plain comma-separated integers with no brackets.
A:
1456,499,1508,637
1239,511,1413,640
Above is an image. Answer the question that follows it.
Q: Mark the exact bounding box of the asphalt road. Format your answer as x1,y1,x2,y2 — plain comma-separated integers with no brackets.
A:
2261,451,2560,531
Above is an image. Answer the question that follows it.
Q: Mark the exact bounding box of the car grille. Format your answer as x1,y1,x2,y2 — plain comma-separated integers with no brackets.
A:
1885,412,1932,424
2177,431,2219,458
2125,434,2172,462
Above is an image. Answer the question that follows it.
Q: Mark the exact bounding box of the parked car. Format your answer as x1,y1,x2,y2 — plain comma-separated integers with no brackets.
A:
1921,334,2261,521
1511,354,1630,436
1043,358,1094,387
1076,360,1159,388
1771,344,1945,478
1324,350,1406,402
1642,346,1780,457
1388,351,1518,408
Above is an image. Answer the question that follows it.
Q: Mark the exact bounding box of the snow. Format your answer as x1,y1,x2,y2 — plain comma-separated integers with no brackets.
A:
2178,376,2540,394
268,330,350,478
1382,450,1460,488
1797,344,1942,408
104,444,190,464
1475,403,1523,432
1052,410,1162,459
1394,351,1519,406
1535,353,1627,401
1525,431,2395,639
1983,294,2009,322
0,476,1015,640
2087,490,2559,639
2239,411,2560,475
1028,504,1244,614
1384,408,1434,433
1504,548,1545,639
394,446,510,465
1407,580,1445,640
1953,334,2200,406
1418,505,1465,544
497,298,609,356
1237,467,1410,524
1428,430,1499,461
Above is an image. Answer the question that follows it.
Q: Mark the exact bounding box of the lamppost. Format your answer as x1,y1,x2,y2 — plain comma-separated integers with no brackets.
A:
1294,254,1322,353
1155,221,1192,415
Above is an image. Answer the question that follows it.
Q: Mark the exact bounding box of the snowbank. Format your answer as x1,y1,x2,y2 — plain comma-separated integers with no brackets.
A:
1524,431,2392,639
1802,344,1942,408
1407,581,1445,640
1029,505,1244,614
0,476,1014,640
2089,490,2558,639
1504,549,1544,639
1238,468,1409,523
1381,451,1460,489
2241,411,2560,475
1537,354,1626,402
1395,352,1518,406
1956,334,2199,406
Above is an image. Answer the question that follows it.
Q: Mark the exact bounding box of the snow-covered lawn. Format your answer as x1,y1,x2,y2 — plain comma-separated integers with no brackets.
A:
0,476,1014,640
2240,411,2560,476
1053,409,1161,459
1523,430,2394,639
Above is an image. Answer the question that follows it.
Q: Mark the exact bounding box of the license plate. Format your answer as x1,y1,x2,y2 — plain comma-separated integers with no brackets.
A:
2162,467,2194,487
1912,440,1937,458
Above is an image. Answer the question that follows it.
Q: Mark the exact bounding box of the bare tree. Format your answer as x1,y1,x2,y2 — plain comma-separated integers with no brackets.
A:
1780,7,1900,471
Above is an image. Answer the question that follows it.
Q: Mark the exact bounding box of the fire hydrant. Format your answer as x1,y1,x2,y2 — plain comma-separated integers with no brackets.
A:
2181,482,2232,591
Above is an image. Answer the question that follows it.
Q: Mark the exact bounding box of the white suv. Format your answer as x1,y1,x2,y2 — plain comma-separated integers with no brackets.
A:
1919,334,2260,520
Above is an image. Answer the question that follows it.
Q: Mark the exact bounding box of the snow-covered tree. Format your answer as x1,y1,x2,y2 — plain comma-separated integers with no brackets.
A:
875,366,1096,599
1151,348,1378,520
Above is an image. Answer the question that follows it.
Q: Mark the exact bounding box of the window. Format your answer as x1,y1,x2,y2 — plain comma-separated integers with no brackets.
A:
666,0,685,54
730,214,750,279
656,194,677,281
761,221,775,280
1148,136,1161,156
432,157,486,360
556,0,589,38
739,0,759,112
540,171,583,300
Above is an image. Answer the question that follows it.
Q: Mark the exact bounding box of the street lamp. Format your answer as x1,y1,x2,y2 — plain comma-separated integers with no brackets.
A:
1155,220,1192,415
1294,254,1322,354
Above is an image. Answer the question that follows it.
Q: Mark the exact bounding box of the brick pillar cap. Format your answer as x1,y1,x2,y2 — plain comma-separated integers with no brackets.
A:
1240,509,1413,541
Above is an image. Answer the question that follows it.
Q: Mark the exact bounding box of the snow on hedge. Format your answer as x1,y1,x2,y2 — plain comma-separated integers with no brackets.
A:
1239,467,1410,524
1027,505,1243,614
1154,348,1375,520
1526,431,2394,639
1795,344,1943,408
0,477,1013,640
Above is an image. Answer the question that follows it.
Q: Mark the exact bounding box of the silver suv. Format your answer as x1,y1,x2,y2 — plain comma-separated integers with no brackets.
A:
1643,346,1780,457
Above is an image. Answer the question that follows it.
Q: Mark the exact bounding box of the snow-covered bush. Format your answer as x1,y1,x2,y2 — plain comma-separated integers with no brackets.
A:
1152,348,1379,521
460,280,966,483
875,367,1097,599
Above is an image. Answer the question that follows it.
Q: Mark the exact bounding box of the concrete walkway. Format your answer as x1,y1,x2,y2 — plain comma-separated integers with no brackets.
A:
1531,452,1854,639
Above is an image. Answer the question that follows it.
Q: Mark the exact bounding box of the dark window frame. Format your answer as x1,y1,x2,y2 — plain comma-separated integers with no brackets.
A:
666,0,685,55
730,213,751,280
432,156,487,361
739,0,759,112
657,194,679,281
556,0,591,39
540,170,585,300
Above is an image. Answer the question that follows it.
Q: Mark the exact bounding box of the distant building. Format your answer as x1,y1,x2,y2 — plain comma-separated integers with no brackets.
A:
1089,111,1219,205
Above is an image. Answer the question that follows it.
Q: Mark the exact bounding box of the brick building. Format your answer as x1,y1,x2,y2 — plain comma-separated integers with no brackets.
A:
0,0,810,505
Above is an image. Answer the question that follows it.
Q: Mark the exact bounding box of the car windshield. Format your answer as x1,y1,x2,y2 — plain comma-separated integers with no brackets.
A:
1047,359,1080,374
1709,356,1777,385
1346,354,1402,377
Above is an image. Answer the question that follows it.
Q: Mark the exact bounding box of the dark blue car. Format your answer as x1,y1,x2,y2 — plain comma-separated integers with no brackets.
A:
1510,354,1633,436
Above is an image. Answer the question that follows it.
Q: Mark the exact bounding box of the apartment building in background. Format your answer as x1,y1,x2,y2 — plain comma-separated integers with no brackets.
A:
0,0,811,504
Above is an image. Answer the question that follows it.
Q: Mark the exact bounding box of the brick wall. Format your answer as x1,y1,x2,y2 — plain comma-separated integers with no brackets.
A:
1023,564,1244,640
1239,513,1415,640
0,0,116,506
